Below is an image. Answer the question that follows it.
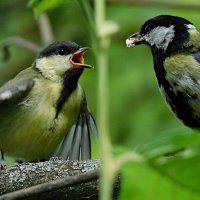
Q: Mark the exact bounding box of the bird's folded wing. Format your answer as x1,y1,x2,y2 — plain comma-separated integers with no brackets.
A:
0,79,34,103
53,109,98,161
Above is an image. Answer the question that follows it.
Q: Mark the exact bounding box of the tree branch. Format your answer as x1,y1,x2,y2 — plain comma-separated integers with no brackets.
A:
38,13,54,45
1,13,54,62
0,159,120,200
0,169,99,200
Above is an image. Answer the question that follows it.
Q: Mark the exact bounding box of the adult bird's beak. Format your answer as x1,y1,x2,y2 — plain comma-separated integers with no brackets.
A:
70,47,93,68
126,32,144,47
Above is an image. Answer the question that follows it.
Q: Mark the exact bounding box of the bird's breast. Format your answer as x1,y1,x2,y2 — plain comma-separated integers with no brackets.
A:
0,79,83,161
155,53,200,128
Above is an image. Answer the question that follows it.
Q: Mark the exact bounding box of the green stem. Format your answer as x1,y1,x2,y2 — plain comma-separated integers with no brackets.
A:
94,1,115,200
78,1,146,200
97,37,114,200
79,1,116,199
95,0,105,34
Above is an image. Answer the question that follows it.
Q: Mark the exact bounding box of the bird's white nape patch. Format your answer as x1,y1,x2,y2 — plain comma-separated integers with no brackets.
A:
186,24,197,35
143,25,175,51
186,24,196,30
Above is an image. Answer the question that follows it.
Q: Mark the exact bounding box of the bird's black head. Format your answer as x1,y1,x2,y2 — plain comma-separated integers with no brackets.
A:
140,15,192,36
126,15,196,54
38,41,80,58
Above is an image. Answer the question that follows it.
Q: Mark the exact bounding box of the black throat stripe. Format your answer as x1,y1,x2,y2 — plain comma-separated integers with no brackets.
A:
55,69,83,119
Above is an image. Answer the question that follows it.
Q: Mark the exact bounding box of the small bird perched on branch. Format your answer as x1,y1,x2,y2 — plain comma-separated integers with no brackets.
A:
0,40,97,165
126,15,200,128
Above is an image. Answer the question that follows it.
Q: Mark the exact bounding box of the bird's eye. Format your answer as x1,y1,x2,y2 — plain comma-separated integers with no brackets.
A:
57,49,68,56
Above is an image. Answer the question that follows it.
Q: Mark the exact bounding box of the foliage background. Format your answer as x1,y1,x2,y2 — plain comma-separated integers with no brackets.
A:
1,0,200,199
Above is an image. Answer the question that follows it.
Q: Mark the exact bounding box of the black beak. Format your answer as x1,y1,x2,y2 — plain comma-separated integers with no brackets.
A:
126,32,144,47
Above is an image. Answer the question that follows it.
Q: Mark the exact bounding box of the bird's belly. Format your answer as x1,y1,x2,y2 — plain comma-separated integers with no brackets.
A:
159,53,200,128
159,83,200,128
0,100,80,161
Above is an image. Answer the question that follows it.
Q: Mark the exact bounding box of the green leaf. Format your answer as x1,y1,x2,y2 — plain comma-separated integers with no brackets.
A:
135,127,200,159
135,127,200,193
152,148,200,193
28,0,69,16
120,161,200,200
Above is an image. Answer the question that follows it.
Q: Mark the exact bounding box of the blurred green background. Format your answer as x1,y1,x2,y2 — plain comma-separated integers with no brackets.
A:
1,0,200,199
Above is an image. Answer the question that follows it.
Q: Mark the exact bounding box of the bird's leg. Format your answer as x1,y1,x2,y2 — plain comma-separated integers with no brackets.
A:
0,149,7,169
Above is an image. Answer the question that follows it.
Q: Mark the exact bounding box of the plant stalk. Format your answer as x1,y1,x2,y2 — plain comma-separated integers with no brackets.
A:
94,1,115,200
79,0,119,199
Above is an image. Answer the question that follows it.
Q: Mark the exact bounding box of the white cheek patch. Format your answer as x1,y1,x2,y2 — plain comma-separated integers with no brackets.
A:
144,25,175,51
35,55,72,81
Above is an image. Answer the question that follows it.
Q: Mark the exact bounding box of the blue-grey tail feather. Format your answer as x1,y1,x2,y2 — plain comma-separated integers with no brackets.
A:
81,113,91,160
87,113,98,139
53,124,76,160
53,112,98,161
69,115,82,160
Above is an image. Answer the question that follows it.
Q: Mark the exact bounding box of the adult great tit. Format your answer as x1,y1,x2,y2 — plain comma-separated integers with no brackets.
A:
0,40,97,163
126,15,200,128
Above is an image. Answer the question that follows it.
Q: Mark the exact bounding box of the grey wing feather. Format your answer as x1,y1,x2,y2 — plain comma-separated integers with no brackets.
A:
0,79,34,103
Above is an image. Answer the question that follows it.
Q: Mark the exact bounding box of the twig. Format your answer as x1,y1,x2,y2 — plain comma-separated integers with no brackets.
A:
38,13,54,45
0,169,99,200
107,0,200,10
115,151,145,171
1,13,54,61
1,36,41,61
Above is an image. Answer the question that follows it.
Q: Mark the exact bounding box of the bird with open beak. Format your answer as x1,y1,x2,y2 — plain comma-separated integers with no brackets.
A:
0,40,98,166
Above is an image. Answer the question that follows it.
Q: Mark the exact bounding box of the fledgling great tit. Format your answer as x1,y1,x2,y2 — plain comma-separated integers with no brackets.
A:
126,15,200,128
0,40,98,163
